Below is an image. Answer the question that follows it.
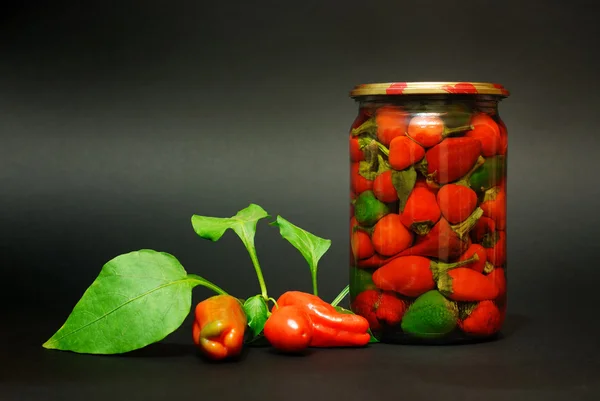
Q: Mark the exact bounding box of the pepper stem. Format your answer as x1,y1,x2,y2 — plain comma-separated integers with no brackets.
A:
443,124,474,137
455,155,486,187
411,222,434,236
351,118,377,136
430,254,479,280
187,274,229,295
331,285,350,307
451,207,484,239
246,245,269,300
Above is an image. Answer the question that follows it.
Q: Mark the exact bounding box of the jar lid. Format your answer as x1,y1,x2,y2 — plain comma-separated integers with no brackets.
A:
349,82,510,98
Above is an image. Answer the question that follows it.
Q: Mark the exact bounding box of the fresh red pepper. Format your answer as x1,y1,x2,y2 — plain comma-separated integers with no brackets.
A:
277,291,370,347
192,295,247,361
264,305,313,353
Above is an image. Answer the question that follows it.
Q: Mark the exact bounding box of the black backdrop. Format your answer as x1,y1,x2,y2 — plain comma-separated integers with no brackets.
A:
2,1,599,400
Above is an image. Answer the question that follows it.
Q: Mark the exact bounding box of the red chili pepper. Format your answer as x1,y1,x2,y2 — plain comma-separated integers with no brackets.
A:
396,208,483,261
438,268,499,302
351,162,374,194
351,230,375,260
371,213,414,256
406,115,472,148
436,184,478,224
264,305,313,353
372,254,479,298
458,300,502,336
457,243,487,273
425,137,483,184
470,216,496,243
464,113,502,157
400,184,441,235
356,252,388,268
277,291,371,347
388,135,426,170
192,295,247,361
497,118,508,156
487,267,506,298
350,135,365,162
484,231,506,266
373,170,398,203
351,290,406,331
481,187,506,231
375,105,409,147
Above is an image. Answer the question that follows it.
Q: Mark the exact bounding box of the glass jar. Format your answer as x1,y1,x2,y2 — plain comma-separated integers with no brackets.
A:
348,82,509,344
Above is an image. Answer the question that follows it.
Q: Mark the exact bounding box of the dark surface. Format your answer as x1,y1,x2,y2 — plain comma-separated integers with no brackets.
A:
1,0,599,400
3,313,599,401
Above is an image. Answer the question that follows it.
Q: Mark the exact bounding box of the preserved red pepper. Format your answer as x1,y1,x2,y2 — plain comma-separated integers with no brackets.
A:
348,82,509,343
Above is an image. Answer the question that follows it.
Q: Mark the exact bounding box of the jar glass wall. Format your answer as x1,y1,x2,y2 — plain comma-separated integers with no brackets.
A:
348,82,509,344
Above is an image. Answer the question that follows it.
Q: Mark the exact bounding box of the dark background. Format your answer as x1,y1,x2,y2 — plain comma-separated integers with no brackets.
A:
1,1,599,400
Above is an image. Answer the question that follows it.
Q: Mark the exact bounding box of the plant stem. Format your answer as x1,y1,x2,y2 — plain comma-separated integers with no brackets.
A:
187,274,228,295
330,285,350,307
444,124,474,136
312,273,319,297
247,246,269,300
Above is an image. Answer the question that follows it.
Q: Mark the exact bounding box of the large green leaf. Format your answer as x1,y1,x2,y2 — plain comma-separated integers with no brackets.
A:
43,249,209,354
270,216,331,296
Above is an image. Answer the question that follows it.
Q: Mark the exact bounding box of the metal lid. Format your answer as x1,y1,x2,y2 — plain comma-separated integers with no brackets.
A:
349,82,510,98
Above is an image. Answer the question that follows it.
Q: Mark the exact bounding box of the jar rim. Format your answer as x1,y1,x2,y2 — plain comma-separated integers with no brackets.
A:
349,82,510,98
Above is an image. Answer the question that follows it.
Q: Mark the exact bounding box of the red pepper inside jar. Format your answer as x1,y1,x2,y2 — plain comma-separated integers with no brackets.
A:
348,82,510,344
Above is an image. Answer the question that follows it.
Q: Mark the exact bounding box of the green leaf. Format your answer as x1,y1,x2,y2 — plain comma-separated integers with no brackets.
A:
191,203,269,248
243,295,269,338
391,166,417,212
270,216,331,296
191,204,270,298
43,250,211,354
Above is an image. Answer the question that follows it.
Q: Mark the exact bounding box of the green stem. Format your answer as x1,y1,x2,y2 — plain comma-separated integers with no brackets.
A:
455,156,486,187
430,254,479,280
376,141,389,157
312,273,318,297
351,118,377,136
187,274,229,295
443,124,474,137
247,246,269,300
451,207,484,239
330,285,350,307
